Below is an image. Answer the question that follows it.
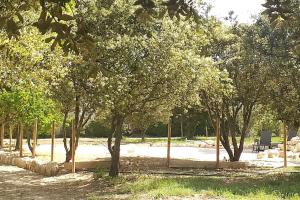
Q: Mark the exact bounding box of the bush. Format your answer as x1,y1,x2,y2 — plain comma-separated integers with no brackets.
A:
84,121,112,138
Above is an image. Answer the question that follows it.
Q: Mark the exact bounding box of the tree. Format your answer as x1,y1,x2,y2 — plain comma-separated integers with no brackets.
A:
0,25,64,151
81,0,208,176
199,18,272,161
126,104,171,141
50,55,106,162
0,0,203,53
262,0,300,56
254,16,300,130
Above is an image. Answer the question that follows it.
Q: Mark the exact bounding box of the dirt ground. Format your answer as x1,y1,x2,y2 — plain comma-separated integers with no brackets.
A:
3,138,300,168
0,164,106,200
1,137,300,199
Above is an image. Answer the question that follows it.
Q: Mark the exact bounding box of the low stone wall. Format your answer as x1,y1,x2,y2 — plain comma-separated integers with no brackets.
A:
0,151,60,176
257,149,300,160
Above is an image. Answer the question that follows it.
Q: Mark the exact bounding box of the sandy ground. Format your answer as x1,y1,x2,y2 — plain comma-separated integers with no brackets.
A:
3,138,300,168
0,164,105,200
1,138,300,199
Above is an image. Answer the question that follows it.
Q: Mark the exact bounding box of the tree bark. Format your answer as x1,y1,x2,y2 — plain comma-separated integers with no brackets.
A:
141,129,146,142
108,114,124,177
180,116,184,138
27,130,33,154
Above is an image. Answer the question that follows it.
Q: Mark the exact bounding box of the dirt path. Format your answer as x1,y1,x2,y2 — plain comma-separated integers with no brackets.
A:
0,165,106,200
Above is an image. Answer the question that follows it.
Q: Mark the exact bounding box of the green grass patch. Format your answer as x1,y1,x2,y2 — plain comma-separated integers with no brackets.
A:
122,137,188,144
123,136,283,145
122,173,300,199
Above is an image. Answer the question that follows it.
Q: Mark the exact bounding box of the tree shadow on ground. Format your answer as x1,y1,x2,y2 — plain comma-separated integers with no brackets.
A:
0,165,105,200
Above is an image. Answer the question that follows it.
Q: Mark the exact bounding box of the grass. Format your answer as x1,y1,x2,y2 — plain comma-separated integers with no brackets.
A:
123,136,283,145
122,137,188,144
88,168,300,199
119,169,300,199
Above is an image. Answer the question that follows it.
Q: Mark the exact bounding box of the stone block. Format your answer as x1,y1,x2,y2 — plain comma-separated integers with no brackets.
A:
257,152,267,159
294,143,300,153
268,149,279,158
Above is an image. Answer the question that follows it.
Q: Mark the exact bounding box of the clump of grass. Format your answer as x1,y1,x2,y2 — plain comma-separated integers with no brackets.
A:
121,173,300,199
94,167,107,179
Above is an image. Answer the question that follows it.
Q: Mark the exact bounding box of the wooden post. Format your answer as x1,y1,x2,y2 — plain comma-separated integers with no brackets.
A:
216,118,220,169
51,121,55,162
167,118,172,167
0,123,4,148
19,123,24,157
283,121,287,168
32,119,38,158
71,120,76,173
9,125,12,152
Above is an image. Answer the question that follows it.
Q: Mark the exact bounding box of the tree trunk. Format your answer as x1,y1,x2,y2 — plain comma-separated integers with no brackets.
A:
220,108,251,162
141,129,146,142
108,114,124,177
65,127,80,162
26,130,33,154
205,120,208,137
180,116,184,138
0,123,3,148
62,111,69,154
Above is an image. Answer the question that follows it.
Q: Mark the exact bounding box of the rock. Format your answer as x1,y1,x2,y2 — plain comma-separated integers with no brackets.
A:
46,162,59,176
206,140,215,146
257,152,267,159
268,149,279,158
31,160,39,173
278,144,284,150
291,137,300,145
0,152,59,177
199,143,208,148
288,145,294,151
11,157,16,165
15,158,26,169
294,143,300,153
279,151,294,158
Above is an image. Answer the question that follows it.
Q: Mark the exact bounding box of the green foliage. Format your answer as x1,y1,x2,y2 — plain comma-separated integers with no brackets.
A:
0,89,61,133
250,107,281,137
85,121,112,138
262,0,300,55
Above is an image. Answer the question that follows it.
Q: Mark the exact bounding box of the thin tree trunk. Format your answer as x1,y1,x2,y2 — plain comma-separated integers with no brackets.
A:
62,111,69,153
141,129,146,142
109,114,124,177
180,116,184,138
0,123,4,148
27,130,33,154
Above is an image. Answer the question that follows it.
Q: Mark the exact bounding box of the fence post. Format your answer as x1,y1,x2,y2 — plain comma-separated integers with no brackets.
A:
283,121,287,168
19,123,24,157
167,118,172,167
51,121,55,162
71,120,76,173
32,119,38,158
216,118,220,169
9,124,12,152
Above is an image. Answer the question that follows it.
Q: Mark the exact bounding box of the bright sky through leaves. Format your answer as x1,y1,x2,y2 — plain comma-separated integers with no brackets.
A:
208,0,265,23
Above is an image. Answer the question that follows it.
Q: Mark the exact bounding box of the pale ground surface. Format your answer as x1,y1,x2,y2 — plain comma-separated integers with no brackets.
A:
0,164,101,200
1,138,300,200
3,138,300,168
